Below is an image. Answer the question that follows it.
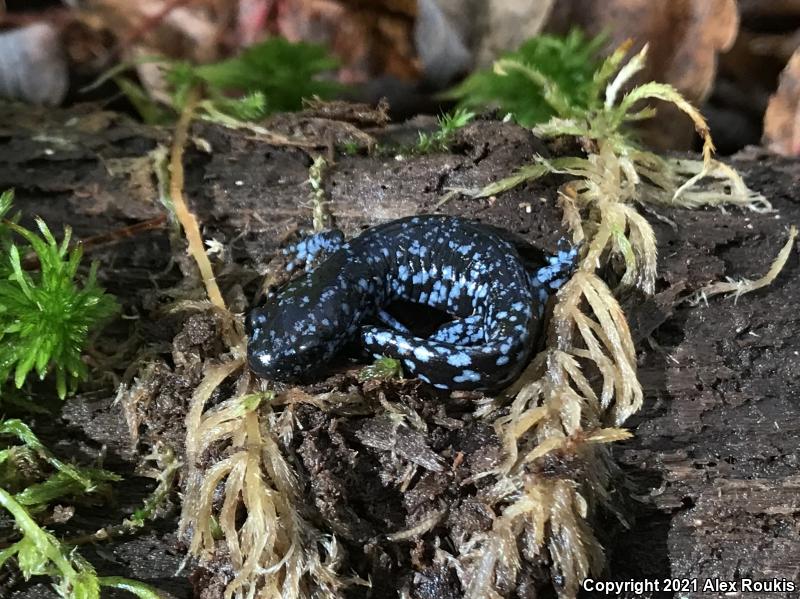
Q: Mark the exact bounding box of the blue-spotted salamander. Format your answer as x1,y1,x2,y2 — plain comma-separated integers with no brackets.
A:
246,215,577,391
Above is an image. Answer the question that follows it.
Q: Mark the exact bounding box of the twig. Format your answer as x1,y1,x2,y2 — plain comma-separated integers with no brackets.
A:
79,216,167,252
169,84,226,309
17,216,166,271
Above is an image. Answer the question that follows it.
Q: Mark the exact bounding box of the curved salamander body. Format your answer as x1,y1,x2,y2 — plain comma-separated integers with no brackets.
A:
246,215,576,391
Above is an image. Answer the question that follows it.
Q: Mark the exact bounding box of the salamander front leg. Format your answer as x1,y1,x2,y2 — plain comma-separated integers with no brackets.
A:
529,240,579,311
283,229,345,272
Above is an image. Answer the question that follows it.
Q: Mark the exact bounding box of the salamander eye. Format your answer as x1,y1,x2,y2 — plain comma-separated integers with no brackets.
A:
245,310,267,336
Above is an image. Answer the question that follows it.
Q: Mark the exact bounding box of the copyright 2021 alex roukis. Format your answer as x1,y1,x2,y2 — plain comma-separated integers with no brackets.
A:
582,577,796,595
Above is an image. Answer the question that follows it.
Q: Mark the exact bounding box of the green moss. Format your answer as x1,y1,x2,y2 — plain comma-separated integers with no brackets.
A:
338,140,362,156
0,191,118,399
415,108,475,154
186,37,341,115
0,417,165,598
105,38,343,125
357,356,403,382
0,418,120,503
0,488,162,599
444,29,605,126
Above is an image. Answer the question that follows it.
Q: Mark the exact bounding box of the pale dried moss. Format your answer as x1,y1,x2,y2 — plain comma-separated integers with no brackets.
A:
162,91,351,597
460,47,775,599
174,314,352,599
178,363,351,598
465,269,638,598
469,45,771,217
691,225,798,304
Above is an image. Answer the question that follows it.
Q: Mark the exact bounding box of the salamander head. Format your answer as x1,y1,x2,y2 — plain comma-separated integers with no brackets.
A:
246,270,358,382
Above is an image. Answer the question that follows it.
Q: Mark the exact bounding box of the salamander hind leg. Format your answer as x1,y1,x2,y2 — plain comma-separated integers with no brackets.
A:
283,230,345,272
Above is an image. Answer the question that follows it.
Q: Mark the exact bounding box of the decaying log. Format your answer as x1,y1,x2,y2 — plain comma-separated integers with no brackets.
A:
1,103,798,598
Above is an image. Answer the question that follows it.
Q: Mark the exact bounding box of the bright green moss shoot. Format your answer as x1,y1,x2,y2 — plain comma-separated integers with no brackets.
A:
0,190,118,399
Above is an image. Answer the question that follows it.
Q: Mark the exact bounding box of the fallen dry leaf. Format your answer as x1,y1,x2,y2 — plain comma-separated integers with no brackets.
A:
258,0,420,83
763,48,800,155
546,0,739,150
435,0,554,68
548,0,738,103
704,0,800,153
81,0,236,63
738,0,800,20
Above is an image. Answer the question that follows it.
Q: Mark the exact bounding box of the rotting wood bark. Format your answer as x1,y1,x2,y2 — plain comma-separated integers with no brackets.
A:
0,103,798,598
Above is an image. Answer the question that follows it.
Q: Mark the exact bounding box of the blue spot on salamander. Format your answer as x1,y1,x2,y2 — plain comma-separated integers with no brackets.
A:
446,352,472,367
453,370,481,383
413,346,434,363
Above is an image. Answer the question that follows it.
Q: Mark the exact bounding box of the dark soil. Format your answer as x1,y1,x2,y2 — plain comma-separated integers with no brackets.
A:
0,103,798,599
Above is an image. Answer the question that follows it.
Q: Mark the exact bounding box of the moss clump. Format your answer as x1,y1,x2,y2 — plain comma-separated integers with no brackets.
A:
415,108,475,154
0,190,118,399
0,419,160,599
445,29,605,127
